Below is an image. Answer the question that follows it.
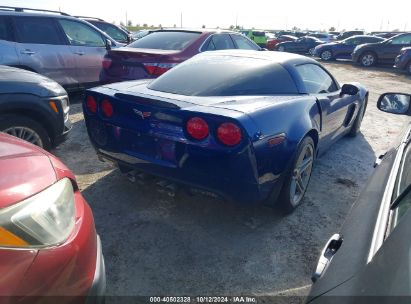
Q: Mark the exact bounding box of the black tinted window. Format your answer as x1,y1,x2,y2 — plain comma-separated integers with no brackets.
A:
148,54,298,96
203,34,235,51
14,17,63,45
128,31,200,50
0,16,12,41
296,64,338,94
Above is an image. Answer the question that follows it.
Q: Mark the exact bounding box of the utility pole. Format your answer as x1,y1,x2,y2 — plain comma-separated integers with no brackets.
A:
180,12,182,28
126,11,128,27
235,14,238,28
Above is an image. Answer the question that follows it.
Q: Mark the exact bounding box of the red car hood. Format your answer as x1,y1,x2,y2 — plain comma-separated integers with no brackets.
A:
0,134,56,209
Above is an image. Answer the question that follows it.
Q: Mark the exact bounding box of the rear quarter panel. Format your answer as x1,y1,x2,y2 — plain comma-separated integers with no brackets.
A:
245,95,321,180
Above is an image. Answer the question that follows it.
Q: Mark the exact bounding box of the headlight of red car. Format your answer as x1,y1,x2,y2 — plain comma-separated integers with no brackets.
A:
0,178,75,248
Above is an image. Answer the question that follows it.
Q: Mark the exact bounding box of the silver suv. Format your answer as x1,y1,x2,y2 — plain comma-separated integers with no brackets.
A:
0,6,121,92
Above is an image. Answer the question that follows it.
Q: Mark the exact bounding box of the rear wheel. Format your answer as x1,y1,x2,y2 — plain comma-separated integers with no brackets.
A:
320,50,333,61
277,45,285,52
360,52,377,67
0,115,51,150
279,136,315,214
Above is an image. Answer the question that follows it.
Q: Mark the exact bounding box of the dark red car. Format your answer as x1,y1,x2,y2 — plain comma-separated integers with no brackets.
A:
266,35,297,50
100,28,261,83
0,133,105,303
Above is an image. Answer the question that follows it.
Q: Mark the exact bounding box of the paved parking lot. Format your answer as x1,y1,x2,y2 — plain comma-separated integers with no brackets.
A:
54,62,411,300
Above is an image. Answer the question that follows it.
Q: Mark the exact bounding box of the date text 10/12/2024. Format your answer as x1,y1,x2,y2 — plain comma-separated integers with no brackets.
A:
149,297,257,303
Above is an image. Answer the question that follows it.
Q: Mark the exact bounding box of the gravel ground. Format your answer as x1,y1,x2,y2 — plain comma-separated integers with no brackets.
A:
53,62,411,300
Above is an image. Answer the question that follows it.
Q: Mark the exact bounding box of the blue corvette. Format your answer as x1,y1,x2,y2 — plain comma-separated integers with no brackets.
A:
83,50,368,213
313,35,385,61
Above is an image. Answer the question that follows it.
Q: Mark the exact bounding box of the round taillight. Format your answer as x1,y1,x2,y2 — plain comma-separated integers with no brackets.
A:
186,117,209,140
86,96,97,113
101,99,113,118
217,122,242,146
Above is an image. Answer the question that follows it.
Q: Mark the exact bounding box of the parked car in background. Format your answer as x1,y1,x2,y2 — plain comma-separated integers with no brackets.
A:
240,30,267,47
132,29,152,40
77,16,133,44
0,65,71,150
314,35,385,61
267,35,297,50
307,92,411,303
335,30,365,40
394,47,411,74
352,32,411,67
275,36,324,55
0,6,120,92
84,50,367,213
372,31,407,39
0,132,105,302
100,29,261,83
309,33,336,43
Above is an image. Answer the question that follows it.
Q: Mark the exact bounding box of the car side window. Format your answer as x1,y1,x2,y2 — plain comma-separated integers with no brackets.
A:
93,22,127,42
203,34,235,51
296,64,339,94
391,34,411,45
14,17,64,45
230,34,259,50
58,19,105,47
0,16,12,41
387,143,411,235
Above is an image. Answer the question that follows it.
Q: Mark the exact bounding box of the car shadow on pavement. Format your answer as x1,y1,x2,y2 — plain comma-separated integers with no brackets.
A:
80,131,375,299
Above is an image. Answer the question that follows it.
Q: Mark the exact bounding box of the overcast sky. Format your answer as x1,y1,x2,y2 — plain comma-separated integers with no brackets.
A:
2,0,410,31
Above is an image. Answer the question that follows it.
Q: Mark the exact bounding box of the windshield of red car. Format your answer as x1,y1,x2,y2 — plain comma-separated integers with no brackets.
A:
127,31,201,50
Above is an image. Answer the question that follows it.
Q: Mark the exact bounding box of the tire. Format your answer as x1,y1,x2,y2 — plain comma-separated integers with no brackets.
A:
320,50,333,61
278,136,315,214
347,97,367,137
0,115,51,150
407,61,411,75
308,48,315,56
360,52,377,67
277,46,285,52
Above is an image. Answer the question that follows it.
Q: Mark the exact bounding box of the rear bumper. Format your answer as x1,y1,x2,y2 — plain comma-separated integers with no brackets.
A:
96,148,281,204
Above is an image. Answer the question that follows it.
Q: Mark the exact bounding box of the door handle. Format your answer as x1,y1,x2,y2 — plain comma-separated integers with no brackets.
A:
311,234,343,283
20,49,35,55
74,51,85,56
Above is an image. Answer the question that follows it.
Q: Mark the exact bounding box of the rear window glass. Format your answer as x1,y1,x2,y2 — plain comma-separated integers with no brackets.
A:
252,31,266,37
14,17,63,45
127,31,200,50
148,54,298,96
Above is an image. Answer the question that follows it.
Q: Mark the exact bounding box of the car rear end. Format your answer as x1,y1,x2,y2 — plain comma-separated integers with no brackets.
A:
0,134,105,302
100,30,208,83
82,84,265,203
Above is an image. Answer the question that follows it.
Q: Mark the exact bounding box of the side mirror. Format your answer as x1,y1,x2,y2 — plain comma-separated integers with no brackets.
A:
377,93,411,115
127,34,133,44
340,84,359,96
105,39,112,50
